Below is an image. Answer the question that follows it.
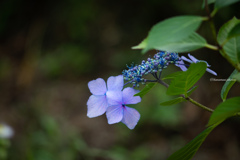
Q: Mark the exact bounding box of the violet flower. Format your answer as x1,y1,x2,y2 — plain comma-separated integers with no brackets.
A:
106,87,141,129
178,53,217,76
87,75,123,118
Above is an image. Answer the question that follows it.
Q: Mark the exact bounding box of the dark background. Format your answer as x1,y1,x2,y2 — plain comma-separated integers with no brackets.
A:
0,0,240,159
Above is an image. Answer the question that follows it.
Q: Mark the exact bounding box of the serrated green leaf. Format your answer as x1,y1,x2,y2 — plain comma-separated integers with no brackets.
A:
186,86,198,97
134,83,156,98
217,17,240,45
217,17,240,70
221,36,240,70
214,0,240,9
167,121,221,160
160,97,186,106
221,69,238,101
138,16,203,53
208,97,240,126
167,62,207,96
149,32,207,53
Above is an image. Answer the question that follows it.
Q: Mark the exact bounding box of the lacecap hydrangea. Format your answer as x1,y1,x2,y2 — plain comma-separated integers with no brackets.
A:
87,51,217,129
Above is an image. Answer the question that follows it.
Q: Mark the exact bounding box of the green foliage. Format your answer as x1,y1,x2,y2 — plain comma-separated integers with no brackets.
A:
217,17,240,45
153,32,207,53
233,72,240,82
134,32,207,53
202,0,216,8
202,0,240,10
160,97,186,106
134,83,157,98
217,17,240,70
214,0,240,9
220,69,238,101
166,62,207,96
186,86,198,97
167,121,221,160
208,97,240,126
133,16,204,53
163,71,183,80
228,23,240,39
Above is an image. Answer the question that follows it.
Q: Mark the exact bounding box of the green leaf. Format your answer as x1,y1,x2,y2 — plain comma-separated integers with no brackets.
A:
217,17,240,45
208,97,240,126
221,36,240,70
134,83,156,98
167,62,207,96
149,32,207,53
167,121,221,160
233,72,240,82
132,38,147,49
217,17,240,70
228,23,240,39
202,0,216,9
186,86,198,97
162,71,183,80
135,16,203,53
214,0,240,9
220,69,238,101
160,97,186,106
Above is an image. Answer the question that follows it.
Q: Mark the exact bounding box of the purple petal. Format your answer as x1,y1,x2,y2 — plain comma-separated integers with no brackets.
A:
87,95,108,118
206,68,217,76
181,56,193,63
122,87,141,105
188,54,199,63
106,105,123,124
106,90,122,105
107,75,124,91
121,106,140,129
88,78,107,95
176,60,188,71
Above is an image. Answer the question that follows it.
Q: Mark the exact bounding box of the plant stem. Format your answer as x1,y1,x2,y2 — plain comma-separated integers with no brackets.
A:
157,79,214,113
205,0,218,43
210,8,218,17
205,44,219,51
185,97,214,113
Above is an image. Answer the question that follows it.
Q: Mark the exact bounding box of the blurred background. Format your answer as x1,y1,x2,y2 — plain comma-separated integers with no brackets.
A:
0,0,240,159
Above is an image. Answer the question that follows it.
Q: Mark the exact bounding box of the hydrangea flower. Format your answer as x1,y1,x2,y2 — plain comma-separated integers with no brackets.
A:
179,53,217,76
87,75,123,118
106,87,141,129
122,51,181,87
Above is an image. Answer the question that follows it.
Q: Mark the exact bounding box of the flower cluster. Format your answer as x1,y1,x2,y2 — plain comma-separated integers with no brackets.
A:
122,51,217,87
87,75,141,129
122,51,181,87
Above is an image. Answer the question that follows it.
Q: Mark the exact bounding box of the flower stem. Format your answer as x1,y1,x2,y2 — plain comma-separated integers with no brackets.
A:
205,44,219,51
157,79,214,113
204,0,218,44
185,97,214,113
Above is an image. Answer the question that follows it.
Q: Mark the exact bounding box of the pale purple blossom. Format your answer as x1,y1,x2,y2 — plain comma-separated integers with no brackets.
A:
178,53,217,76
106,87,141,129
87,75,123,118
